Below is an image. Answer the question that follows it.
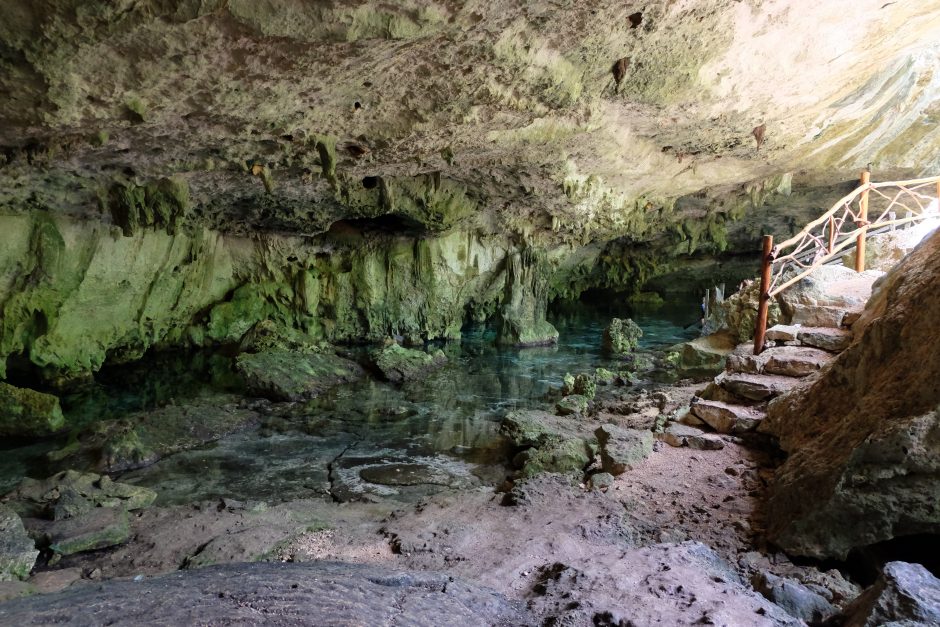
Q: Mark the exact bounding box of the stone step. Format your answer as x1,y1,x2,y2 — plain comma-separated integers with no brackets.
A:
689,398,765,433
796,327,852,352
727,345,833,378
715,372,803,401
790,305,846,328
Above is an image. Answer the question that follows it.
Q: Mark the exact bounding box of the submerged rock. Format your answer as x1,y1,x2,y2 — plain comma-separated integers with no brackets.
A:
602,318,642,356
842,562,940,627
373,344,447,383
0,382,65,438
761,229,940,559
3,470,156,519
236,349,364,401
47,398,259,473
0,505,37,582
0,561,529,625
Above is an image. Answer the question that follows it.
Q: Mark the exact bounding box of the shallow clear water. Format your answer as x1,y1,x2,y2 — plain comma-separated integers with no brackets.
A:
1,296,701,503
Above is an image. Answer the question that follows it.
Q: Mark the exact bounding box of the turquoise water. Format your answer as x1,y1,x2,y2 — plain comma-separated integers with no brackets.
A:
0,296,701,502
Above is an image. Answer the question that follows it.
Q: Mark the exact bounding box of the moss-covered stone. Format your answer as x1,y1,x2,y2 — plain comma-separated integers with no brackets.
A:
0,505,37,582
0,382,65,437
556,394,589,416
47,399,259,473
3,471,157,520
603,318,643,356
374,344,447,383
236,350,364,402
47,506,130,556
517,438,592,479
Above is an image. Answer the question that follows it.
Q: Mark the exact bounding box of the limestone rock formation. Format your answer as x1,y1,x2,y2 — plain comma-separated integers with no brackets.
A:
47,397,260,473
602,317,643,356
761,229,940,559
841,561,940,627
0,505,36,582
0,382,64,437
0,561,529,625
236,350,364,401
373,344,447,384
2,470,156,519
1,1,938,380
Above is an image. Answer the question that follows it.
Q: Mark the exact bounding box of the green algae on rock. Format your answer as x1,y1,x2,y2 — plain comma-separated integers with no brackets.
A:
47,398,260,473
0,382,65,437
46,506,131,556
236,350,364,402
373,344,447,384
0,505,37,582
603,318,643,357
3,471,157,519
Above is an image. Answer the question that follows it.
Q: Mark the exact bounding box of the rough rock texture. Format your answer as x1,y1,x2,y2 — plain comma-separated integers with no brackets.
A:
753,571,839,624
40,506,132,556
236,350,364,401
47,398,260,473
0,561,528,626
0,505,36,582
762,229,940,559
374,344,447,383
842,561,940,627
0,382,64,437
501,410,595,478
594,423,654,475
1,1,940,378
2,470,156,519
602,317,642,356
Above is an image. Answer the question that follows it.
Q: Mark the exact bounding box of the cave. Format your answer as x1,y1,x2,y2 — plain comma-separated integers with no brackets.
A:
0,2,939,625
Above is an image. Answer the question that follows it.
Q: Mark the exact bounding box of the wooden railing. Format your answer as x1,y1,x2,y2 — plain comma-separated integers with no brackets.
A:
753,171,940,354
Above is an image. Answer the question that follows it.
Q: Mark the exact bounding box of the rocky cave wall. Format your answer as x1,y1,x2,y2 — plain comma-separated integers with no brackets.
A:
2,0,940,379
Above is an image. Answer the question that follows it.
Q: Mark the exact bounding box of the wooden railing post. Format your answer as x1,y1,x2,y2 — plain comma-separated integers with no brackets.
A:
855,170,871,272
753,234,774,355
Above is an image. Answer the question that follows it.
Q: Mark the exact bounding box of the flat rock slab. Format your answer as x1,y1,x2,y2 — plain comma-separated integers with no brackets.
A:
0,561,529,626
47,397,260,473
36,506,131,556
658,423,724,449
763,346,833,377
236,350,365,401
790,305,845,328
690,398,764,433
765,324,801,342
797,327,852,352
717,372,802,401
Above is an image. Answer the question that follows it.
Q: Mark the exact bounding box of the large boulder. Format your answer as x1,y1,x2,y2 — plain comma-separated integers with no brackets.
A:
0,382,65,438
0,505,36,582
594,424,654,475
236,349,364,401
761,229,940,559
842,561,940,627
